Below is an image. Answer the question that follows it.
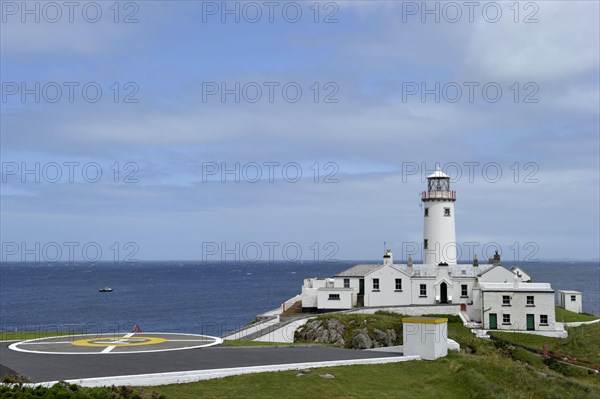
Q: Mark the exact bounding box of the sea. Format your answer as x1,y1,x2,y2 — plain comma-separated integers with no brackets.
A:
0,261,598,337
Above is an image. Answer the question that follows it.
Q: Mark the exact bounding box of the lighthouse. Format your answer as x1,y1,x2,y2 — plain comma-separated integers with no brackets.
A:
422,164,457,265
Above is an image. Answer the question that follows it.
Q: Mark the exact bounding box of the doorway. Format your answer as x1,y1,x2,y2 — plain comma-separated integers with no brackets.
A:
489,313,497,329
526,314,535,331
440,282,448,304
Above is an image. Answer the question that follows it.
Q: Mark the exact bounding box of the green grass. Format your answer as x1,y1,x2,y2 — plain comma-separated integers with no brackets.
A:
4,313,599,398
0,383,164,399
555,307,600,323
491,323,600,365
0,331,80,341
139,351,600,399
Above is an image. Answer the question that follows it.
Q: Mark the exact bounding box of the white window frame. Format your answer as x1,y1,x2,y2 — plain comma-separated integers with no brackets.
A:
526,296,534,306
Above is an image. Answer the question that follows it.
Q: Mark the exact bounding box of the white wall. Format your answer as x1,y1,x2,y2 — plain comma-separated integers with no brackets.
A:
301,278,328,308
423,200,456,265
410,278,436,305
363,266,412,307
478,266,515,283
317,289,353,310
558,292,582,313
451,279,474,305
348,304,461,316
482,291,556,331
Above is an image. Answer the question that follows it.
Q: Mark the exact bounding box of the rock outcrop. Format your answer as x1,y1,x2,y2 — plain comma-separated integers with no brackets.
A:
295,316,401,349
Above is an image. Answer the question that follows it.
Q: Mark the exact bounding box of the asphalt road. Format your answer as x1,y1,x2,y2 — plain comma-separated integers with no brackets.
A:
0,343,399,383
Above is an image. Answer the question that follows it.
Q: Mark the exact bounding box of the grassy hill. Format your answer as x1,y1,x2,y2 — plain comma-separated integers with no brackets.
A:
2,312,599,398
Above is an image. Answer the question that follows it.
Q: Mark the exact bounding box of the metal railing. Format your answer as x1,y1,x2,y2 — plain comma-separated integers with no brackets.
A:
421,191,456,200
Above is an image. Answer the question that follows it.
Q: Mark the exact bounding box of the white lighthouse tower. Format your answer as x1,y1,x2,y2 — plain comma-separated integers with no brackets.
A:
422,164,457,265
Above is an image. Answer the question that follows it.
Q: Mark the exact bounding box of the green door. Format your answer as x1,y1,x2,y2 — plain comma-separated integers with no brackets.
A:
489,313,497,329
526,314,535,331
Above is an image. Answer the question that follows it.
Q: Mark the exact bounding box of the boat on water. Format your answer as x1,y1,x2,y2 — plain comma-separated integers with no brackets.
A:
99,287,113,292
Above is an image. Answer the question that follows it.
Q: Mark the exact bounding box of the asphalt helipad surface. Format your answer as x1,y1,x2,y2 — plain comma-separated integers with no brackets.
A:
0,333,403,384
8,333,220,355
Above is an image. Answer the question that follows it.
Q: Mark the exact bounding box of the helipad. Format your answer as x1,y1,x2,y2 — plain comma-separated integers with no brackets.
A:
8,333,222,355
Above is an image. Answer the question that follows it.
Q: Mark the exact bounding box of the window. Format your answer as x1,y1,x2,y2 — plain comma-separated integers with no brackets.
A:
343,278,350,288
395,278,402,291
373,278,379,290
420,284,427,297
461,284,468,297
444,208,451,217
328,294,340,300
423,239,428,250
424,208,429,217
527,296,534,306
540,314,548,325
503,314,511,324
502,295,511,306
571,295,576,301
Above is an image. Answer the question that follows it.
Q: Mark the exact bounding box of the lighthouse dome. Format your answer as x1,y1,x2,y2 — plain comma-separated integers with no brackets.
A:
427,165,449,179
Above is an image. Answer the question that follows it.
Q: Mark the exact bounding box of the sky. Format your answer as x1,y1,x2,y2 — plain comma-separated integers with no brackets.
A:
1,1,599,262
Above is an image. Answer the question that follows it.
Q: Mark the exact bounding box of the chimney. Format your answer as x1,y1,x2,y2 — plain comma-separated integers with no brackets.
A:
383,249,393,266
407,254,413,268
513,274,520,289
473,254,479,267
488,250,501,265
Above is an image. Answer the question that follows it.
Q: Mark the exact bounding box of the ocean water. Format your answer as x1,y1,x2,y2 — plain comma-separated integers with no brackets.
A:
0,261,598,336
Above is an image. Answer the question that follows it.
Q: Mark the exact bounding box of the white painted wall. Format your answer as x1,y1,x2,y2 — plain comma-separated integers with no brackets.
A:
403,320,448,360
511,267,532,282
558,291,582,313
347,304,461,316
410,278,436,305
363,266,412,307
478,266,515,283
254,318,311,343
482,290,555,331
301,278,328,308
423,200,456,265
317,289,353,310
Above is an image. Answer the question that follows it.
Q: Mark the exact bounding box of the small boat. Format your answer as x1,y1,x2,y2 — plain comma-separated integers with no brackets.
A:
99,287,113,292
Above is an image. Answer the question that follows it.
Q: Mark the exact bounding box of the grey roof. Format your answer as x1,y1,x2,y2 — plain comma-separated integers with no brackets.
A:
479,282,554,293
334,263,495,278
335,264,382,277
557,290,581,294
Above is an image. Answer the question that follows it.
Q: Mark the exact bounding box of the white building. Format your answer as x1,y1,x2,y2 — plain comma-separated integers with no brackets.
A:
301,165,567,332
557,290,583,313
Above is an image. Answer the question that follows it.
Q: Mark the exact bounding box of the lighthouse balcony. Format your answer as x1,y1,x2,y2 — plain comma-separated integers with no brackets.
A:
421,191,456,201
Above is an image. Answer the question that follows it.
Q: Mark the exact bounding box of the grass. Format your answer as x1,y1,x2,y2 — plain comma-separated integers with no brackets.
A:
0,383,165,399
490,323,600,365
555,307,600,323
4,313,600,398
0,331,80,341
140,351,600,399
